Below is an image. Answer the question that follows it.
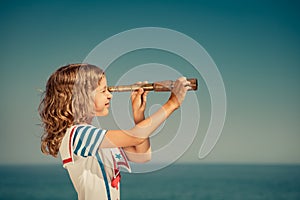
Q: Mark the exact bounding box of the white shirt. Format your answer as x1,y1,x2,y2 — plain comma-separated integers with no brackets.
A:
59,125,131,200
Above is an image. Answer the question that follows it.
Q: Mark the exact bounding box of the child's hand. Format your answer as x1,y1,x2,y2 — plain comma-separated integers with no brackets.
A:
168,77,190,109
131,81,149,124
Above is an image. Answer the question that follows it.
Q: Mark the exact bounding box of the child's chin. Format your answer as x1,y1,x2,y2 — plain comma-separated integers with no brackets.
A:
96,111,109,117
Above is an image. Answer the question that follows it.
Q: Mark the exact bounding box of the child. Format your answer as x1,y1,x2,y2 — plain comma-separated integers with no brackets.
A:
39,63,190,200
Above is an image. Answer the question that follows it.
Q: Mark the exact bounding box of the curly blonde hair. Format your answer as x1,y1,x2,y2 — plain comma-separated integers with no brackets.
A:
39,63,104,157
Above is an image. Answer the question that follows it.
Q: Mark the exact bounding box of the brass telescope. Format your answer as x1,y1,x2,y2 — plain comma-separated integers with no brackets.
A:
108,78,198,92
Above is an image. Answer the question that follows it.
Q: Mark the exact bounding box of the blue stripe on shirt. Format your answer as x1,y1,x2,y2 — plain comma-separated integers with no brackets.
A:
74,126,91,156
81,127,97,156
72,125,85,146
88,129,103,156
73,125,106,157
96,152,111,200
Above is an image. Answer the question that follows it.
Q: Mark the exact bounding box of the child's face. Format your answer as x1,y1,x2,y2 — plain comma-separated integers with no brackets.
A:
93,76,113,116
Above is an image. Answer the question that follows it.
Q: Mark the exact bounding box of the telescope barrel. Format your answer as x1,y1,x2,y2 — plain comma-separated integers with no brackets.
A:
108,78,197,92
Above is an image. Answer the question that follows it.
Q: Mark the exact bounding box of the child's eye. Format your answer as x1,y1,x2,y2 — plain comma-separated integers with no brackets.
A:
101,88,107,93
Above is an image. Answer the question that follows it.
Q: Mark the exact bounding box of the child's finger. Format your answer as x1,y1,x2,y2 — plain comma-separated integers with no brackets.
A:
131,81,143,100
136,81,144,96
138,87,144,94
131,91,137,100
142,91,149,101
141,92,148,108
141,81,148,96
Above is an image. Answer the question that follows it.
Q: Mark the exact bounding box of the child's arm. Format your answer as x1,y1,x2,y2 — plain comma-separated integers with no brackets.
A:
100,77,190,149
123,85,151,163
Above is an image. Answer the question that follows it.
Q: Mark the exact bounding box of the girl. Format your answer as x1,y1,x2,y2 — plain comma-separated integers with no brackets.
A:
39,63,190,200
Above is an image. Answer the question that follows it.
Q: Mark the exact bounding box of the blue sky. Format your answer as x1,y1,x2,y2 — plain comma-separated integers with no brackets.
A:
0,0,299,165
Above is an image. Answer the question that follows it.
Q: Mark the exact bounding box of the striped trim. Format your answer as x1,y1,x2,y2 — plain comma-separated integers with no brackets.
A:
96,153,111,200
62,126,76,165
72,125,106,157
62,157,72,165
62,125,110,199
111,148,131,172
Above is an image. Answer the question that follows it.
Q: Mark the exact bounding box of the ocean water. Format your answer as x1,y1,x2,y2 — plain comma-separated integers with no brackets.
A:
0,164,299,200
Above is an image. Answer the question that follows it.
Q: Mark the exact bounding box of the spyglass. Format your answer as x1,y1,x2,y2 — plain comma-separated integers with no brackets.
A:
108,78,198,92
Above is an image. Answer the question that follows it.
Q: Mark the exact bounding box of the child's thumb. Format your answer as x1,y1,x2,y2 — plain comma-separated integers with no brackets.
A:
138,88,144,95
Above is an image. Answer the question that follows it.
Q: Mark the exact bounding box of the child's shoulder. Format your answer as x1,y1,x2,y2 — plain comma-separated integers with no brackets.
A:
72,124,107,134
73,124,104,130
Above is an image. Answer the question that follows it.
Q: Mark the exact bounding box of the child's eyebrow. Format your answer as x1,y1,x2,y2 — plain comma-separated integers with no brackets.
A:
100,86,107,90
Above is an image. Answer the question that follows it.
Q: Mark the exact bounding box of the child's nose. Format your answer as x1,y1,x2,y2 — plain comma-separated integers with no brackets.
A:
107,91,113,99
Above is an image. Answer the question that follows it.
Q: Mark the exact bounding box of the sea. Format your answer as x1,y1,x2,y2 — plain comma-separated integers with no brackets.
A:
0,164,299,200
